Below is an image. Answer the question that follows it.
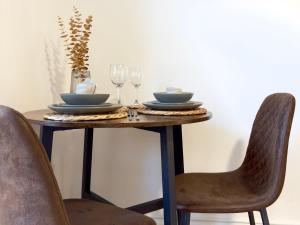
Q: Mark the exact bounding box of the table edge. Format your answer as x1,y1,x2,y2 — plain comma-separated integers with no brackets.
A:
23,110,212,128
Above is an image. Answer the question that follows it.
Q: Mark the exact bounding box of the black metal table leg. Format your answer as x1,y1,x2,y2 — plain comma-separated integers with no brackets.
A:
82,128,94,198
173,125,184,175
160,126,178,225
40,126,54,160
173,125,185,225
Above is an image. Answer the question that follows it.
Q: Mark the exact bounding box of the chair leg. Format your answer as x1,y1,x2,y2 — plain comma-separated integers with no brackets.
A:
177,210,191,225
260,208,270,225
248,211,256,225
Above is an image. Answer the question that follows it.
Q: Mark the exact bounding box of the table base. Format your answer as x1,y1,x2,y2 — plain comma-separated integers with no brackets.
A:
39,125,184,225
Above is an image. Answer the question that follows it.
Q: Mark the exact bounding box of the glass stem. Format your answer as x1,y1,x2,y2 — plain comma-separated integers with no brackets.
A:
117,87,121,104
134,87,139,104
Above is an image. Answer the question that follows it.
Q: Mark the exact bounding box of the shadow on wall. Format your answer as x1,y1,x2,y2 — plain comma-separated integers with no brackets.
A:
227,139,246,171
182,123,246,173
44,41,66,103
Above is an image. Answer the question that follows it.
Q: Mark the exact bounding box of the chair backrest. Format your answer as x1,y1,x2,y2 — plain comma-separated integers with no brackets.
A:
241,93,295,205
0,106,70,225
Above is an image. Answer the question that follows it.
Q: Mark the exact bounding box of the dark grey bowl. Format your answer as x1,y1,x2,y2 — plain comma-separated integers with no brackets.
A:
60,93,110,105
153,92,193,103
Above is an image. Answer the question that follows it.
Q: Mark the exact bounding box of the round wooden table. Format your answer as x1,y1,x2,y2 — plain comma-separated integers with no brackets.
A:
24,109,211,128
24,109,212,225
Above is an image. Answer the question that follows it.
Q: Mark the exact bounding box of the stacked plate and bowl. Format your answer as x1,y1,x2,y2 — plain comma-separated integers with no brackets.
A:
143,91,202,111
48,94,122,115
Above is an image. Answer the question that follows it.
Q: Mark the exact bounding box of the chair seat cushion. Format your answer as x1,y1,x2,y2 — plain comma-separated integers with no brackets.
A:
176,172,269,213
64,199,156,225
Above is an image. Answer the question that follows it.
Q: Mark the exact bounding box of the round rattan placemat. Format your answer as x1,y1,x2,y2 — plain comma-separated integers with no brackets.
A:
44,111,128,121
137,107,207,116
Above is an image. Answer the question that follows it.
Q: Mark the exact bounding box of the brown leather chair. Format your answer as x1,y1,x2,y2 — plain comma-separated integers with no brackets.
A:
176,93,295,225
0,106,156,225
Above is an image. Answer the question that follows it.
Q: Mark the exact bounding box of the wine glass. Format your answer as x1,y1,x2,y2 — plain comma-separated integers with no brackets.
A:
110,64,128,104
130,68,142,105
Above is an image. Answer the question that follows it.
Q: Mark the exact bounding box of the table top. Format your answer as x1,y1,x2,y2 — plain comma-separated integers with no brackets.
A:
23,109,212,128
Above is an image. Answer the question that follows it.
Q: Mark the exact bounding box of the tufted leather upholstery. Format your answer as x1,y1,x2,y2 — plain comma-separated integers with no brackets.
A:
0,106,156,225
176,93,295,213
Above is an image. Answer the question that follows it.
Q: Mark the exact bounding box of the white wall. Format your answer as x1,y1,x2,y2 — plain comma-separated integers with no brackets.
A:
1,0,300,224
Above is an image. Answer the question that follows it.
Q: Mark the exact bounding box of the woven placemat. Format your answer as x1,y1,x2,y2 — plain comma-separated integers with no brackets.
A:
137,107,207,116
44,111,128,121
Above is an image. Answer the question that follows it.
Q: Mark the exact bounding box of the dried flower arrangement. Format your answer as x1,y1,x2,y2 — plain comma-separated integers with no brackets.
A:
58,7,93,73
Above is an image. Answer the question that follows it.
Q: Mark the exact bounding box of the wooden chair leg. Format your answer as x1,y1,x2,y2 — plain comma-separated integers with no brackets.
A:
177,210,191,225
260,208,270,225
248,211,256,225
